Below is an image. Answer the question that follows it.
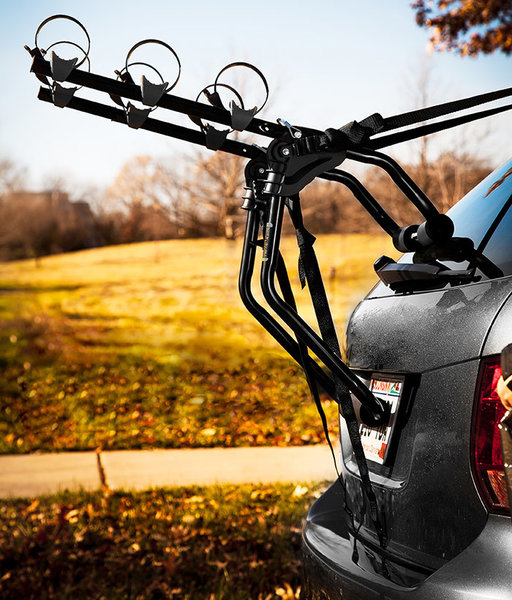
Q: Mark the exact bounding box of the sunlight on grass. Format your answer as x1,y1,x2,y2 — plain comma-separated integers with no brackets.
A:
0,235,398,453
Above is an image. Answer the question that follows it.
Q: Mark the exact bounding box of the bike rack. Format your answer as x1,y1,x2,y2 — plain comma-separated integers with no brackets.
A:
25,14,510,429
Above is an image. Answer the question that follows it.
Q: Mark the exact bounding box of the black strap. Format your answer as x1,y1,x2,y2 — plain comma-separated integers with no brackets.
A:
370,101,512,150
321,86,512,152
274,251,339,469
285,195,387,550
271,243,362,561
381,85,512,133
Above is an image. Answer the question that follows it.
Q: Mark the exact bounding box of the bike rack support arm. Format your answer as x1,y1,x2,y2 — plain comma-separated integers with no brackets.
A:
322,169,400,237
346,147,439,219
238,204,337,398
37,86,263,159
29,53,304,140
30,51,450,235
259,192,388,427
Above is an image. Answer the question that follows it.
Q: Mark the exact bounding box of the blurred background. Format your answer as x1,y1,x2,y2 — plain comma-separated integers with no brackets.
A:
1,1,511,598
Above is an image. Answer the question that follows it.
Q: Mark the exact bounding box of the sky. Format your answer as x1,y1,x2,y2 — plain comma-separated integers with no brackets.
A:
2,0,512,193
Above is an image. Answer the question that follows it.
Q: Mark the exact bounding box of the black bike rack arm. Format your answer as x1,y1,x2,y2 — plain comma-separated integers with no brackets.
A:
37,87,263,159
258,193,388,425
30,53,446,241
323,169,400,237
238,205,337,398
29,54,315,140
346,148,439,219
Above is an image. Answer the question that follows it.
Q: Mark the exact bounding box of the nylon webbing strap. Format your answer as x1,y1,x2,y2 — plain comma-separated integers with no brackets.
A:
381,85,512,133
272,244,359,558
285,196,387,548
273,251,340,471
328,85,512,151
371,101,512,150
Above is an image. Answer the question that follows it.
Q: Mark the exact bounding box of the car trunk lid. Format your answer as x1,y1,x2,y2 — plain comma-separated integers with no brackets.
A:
342,277,512,566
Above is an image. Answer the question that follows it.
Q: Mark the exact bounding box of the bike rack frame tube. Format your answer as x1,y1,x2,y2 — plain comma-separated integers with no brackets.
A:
323,169,399,237
347,148,439,219
30,54,316,140
238,206,337,398
259,194,388,426
37,86,262,159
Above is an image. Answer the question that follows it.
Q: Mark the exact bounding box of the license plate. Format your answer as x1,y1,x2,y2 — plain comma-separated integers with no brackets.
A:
359,376,404,464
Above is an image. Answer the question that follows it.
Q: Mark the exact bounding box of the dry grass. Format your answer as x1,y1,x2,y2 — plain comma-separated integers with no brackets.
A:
0,234,398,453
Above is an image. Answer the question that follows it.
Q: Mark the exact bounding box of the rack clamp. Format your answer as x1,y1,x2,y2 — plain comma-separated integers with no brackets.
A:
241,159,269,211
262,129,348,198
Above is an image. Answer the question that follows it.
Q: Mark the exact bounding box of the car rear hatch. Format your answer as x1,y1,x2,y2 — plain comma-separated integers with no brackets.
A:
339,160,512,581
343,278,511,576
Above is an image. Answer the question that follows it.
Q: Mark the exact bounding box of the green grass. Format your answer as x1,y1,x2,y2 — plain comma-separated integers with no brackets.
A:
0,235,398,453
0,482,326,599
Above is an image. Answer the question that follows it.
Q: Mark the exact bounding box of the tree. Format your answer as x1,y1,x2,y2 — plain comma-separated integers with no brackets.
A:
0,189,100,263
108,152,248,241
105,156,179,242
181,151,246,239
298,180,379,235
412,0,512,56
0,159,24,197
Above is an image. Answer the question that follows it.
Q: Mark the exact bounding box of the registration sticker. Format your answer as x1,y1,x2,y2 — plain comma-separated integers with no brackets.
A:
359,377,404,464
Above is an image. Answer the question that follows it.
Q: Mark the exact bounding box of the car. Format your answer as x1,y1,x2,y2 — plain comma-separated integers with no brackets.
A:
301,158,512,599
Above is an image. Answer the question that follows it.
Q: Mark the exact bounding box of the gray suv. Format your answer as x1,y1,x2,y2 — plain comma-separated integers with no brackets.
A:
302,159,512,599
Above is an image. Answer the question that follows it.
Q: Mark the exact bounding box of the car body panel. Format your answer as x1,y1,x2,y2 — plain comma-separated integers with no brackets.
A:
303,511,512,600
341,359,488,564
302,158,512,598
347,279,512,373
482,290,512,355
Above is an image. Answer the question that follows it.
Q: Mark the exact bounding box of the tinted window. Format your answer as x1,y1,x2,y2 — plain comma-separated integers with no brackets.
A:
478,203,512,276
445,159,512,277
447,160,512,245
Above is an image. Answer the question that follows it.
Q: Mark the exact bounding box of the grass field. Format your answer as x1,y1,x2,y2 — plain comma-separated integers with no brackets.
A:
0,234,397,453
0,481,326,599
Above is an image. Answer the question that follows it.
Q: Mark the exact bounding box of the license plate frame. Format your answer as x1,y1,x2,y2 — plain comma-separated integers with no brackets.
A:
359,375,405,464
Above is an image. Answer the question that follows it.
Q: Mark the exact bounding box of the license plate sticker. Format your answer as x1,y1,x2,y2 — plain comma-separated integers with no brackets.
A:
359,377,404,464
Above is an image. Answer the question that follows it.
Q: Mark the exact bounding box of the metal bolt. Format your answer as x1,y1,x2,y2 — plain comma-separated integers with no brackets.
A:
281,147,291,157
258,167,265,174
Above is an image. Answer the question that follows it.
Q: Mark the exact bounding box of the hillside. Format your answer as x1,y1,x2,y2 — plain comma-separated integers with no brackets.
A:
0,234,398,453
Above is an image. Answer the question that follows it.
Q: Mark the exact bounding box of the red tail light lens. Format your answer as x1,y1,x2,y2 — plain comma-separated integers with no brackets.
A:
472,357,510,514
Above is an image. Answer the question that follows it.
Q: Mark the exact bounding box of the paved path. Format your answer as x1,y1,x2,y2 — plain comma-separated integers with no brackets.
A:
0,445,339,498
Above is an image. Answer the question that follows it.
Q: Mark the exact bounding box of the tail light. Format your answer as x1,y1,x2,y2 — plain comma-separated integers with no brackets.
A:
472,356,510,514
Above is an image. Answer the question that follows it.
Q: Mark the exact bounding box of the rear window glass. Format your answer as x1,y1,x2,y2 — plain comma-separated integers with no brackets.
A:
448,159,512,275
447,159,512,249
445,159,512,277
477,202,512,276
